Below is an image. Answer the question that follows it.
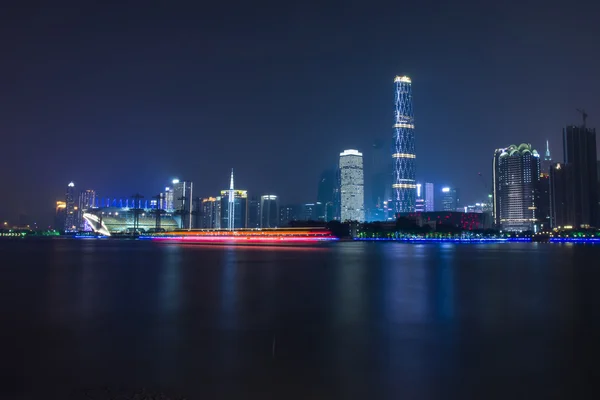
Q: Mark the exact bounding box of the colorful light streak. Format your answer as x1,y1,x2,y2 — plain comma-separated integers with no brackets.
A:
139,228,339,244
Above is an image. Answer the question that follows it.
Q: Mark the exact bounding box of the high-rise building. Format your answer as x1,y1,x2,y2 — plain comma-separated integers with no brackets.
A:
78,189,96,229
415,183,425,212
392,75,416,214
561,125,598,227
65,182,77,232
172,179,193,229
279,205,299,227
541,140,552,175
493,144,541,231
260,195,279,228
424,182,434,212
220,170,247,230
303,203,317,221
247,196,261,228
339,149,365,222
201,197,221,229
536,173,551,230
55,201,66,231
162,187,174,211
441,187,460,212
414,182,435,213
550,163,570,228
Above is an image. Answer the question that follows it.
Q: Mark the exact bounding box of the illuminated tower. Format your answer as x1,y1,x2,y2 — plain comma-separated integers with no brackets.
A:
228,169,235,230
220,169,248,230
392,75,416,213
64,182,77,232
542,139,552,174
339,149,365,222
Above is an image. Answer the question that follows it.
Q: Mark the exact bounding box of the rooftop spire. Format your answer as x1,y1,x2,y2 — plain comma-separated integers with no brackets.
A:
545,140,551,160
229,168,234,190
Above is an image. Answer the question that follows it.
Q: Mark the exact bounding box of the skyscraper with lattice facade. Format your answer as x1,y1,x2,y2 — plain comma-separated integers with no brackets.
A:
392,76,416,213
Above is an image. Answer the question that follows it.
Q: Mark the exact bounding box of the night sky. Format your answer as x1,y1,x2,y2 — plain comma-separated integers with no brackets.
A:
1,0,599,226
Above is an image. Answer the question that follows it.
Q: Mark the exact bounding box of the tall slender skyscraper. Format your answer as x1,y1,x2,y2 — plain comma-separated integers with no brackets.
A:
220,170,248,230
172,179,193,229
339,149,365,222
424,182,434,211
392,75,416,214
65,182,77,232
542,140,552,174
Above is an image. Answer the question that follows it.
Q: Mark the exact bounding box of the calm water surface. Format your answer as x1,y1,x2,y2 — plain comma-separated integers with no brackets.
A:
0,239,599,399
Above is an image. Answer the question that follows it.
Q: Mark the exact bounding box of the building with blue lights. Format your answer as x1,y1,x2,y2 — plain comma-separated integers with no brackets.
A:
493,144,541,231
392,75,416,214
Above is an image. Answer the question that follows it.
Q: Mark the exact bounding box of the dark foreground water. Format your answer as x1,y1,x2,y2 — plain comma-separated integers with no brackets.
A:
0,239,599,399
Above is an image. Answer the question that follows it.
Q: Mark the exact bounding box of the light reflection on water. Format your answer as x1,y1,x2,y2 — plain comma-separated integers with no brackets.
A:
1,239,598,398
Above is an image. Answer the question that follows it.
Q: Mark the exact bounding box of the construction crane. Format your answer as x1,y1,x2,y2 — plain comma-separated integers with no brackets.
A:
131,193,144,234
576,108,588,127
477,172,493,206
150,194,165,231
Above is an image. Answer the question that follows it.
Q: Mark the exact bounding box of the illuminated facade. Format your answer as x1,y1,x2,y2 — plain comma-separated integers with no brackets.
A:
162,187,174,211
425,182,434,211
172,179,193,229
220,170,247,229
441,187,460,212
339,149,365,222
201,197,222,229
55,201,66,231
392,75,416,213
415,183,425,212
65,182,77,232
493,144,541,231
78,189,97,230
83,207,179,235
260,195,279,228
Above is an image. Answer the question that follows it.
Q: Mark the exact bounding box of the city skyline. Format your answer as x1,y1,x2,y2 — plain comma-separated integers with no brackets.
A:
1,1,600,226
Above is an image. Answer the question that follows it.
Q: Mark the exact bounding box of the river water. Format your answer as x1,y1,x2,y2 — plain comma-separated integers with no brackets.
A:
0,239,598,399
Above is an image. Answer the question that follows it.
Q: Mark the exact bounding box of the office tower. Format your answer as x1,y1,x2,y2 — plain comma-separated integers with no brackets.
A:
279,205,299,227
55,201,66,231
424,182,434,211
303,203,317,221
392,75,416,214
441,187,460,212
536,173,551,230
562,124,598,227
201,197,221,229
64,182,77,232
493,144,541,231
333,168,341,220
550,163,570,228
172,179,193,229
260,195,279,228
78,189,96,229
339,149,365,221
248,196,261,228
162,187,174,211
220,170,247,229
415,183,425,212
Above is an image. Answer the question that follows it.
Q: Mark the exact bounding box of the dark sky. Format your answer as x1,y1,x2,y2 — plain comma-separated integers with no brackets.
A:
1,0,599,226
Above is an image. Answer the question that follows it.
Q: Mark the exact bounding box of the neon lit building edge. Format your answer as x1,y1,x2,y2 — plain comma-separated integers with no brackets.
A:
392,75,416,214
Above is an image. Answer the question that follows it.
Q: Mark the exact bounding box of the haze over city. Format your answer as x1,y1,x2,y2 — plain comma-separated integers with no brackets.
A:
1,0,599,226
